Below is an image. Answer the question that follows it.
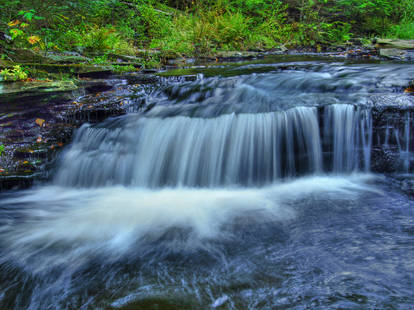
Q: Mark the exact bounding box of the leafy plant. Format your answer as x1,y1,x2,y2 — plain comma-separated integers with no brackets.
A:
0,144,4,156
0,65,28,81
6,9,43,46
111,64,137,74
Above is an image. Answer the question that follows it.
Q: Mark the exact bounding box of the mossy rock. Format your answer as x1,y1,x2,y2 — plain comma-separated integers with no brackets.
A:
0,80,77,96
19,63,112,75
8,49,52,63
45,53,91,64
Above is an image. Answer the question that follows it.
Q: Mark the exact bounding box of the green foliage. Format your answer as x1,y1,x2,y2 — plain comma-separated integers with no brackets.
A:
386,20,414,39
0,144,4,156
0,65,28,81
1,0,414,59
111,64,137,74
57,26,136,55
91,55,109,65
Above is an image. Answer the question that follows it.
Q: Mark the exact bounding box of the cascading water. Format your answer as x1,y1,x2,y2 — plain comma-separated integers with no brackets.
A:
1,59,414,310
55,104,372,188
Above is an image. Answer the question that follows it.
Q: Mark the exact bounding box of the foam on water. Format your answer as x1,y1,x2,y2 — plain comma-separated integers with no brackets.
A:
0,175,377,273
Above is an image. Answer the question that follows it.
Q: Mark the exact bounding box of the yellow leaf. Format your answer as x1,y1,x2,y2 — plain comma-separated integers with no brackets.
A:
23,161,29,164
35,118,45,127
8,20,20,27
27,35,41,45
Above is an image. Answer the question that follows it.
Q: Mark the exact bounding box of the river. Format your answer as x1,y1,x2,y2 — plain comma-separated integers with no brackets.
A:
1,57,414,309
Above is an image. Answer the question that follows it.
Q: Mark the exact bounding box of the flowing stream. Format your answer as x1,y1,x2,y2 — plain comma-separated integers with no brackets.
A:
1,58,414,309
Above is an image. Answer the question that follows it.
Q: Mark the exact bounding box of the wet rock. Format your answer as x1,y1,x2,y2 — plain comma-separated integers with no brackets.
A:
121,74,159,85
0,80,77,95
0,77,134,191
78,69,113,79
0,175,34,191
380,48,414,61
371,146,401,173
67,106,126,123
0,80,79,106
84,82,114,94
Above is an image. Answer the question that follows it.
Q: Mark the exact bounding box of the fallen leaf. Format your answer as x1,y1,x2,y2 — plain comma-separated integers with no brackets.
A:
27,35,41,45
7,20,20,27
50,145,55,150
36,137,42,143
404,87,414,93
35,118,45,127
57,142,63,147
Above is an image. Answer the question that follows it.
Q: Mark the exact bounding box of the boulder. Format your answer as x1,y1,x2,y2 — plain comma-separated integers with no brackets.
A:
375,38,414,49
380,48,414,60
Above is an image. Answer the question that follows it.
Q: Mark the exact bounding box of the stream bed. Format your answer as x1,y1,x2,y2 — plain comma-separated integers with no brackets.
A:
1,57,414,309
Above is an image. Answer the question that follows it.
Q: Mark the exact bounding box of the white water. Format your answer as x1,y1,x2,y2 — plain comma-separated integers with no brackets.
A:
0,175,376,273
55,104,372,187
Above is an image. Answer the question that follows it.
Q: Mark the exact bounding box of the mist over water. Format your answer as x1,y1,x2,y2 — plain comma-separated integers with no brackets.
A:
1,59,414,309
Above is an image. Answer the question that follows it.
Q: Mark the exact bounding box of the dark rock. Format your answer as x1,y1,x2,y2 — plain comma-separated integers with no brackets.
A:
0,175,34,191
371,146,401,173
77,69,113,79
85,83,114,94
122,74,159,85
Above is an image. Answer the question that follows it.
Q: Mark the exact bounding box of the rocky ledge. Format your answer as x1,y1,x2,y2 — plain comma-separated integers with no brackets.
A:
0,72,160,190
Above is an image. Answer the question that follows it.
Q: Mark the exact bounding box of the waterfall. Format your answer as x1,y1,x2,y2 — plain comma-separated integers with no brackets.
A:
324,104,372,172
55,104,372,188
